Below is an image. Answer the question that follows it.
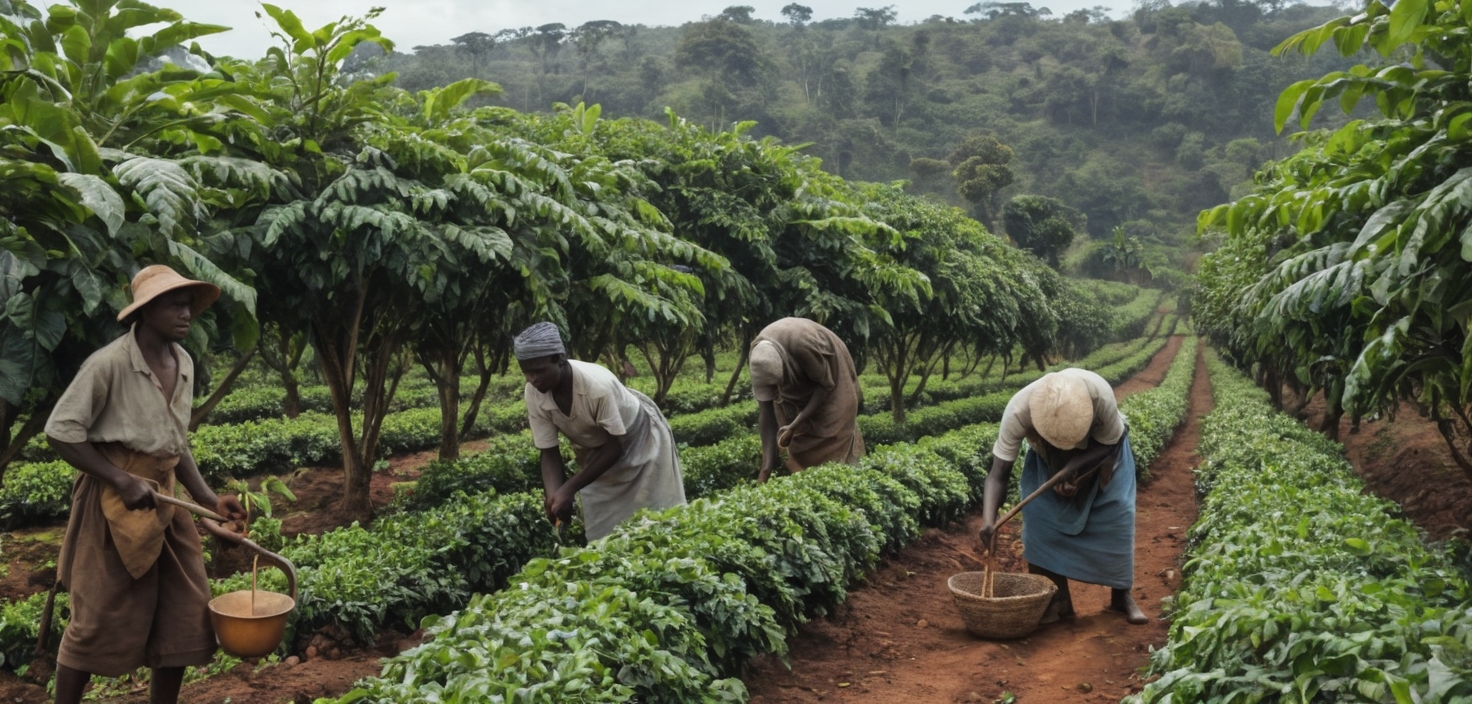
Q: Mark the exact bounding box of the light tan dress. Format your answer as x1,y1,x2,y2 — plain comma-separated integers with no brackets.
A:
526,360,687,540
44,327,216,677
752,318,866,469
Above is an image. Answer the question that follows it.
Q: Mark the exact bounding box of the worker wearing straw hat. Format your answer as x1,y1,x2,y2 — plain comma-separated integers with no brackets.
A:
976,368,1147,625
44,265,248,703
749,317,865,483
514,322,686,541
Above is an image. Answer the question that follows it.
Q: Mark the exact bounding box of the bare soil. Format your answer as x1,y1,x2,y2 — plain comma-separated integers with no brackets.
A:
1302,399,1472,540
743,339,1211,704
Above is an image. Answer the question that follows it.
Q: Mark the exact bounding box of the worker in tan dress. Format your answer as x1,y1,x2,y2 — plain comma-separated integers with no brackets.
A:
515,322,687,541
749,317,865,482
45,265,247,704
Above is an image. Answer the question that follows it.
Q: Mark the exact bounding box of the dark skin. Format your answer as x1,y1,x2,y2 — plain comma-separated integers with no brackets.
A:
756,385,831,483
519,354,627,524
978,436,1148,625
49,288,247,704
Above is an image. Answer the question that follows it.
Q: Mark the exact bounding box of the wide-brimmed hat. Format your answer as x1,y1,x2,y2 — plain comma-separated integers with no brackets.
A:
116,265,221,322
749,340,783,402
1029,372,1093,449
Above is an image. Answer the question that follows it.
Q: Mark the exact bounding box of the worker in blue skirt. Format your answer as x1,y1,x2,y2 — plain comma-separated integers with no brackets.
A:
976,369,1147,625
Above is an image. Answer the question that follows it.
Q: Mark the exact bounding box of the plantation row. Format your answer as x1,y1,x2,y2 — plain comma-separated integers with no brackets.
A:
0,0,1151,521
328,336,1202,702
1129,355,1472,702
0,321,1179,531
192,282,1165,429
0,328,1186,673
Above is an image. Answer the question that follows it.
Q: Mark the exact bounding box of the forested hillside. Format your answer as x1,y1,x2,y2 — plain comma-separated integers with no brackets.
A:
381,0,1355,275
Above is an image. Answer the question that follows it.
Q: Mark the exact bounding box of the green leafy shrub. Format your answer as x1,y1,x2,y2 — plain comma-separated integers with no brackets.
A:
1128,354,1472,703
1117,336,1197,479
0,591,67,669
0,461,72,529
667,402,758,447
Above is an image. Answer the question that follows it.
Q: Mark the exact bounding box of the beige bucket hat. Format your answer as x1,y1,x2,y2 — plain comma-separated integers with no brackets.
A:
116,265,221,322
1029,372,1094,449
749,340,783,402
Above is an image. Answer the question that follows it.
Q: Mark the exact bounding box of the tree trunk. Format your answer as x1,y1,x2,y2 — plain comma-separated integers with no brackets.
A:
888,341,909,425
189,344,259,430
720,331,753,406
0,407,50,478
702,345,716,384
460,345,493,439
313,333,367,517
436,345,462,461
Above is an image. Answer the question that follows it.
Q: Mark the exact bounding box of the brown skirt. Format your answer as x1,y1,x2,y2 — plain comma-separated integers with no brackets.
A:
56,469,216,676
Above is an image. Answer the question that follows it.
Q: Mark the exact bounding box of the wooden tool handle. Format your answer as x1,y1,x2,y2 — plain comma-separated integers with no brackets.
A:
153,491,228,522
993,464,1102,530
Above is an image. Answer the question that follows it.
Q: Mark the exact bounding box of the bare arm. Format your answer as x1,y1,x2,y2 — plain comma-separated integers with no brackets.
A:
539,447,569,496
544,436,625,523
560,435,624,496
978,454,1015,549
779,385,831,446
757,400,780,482
48,437,154,510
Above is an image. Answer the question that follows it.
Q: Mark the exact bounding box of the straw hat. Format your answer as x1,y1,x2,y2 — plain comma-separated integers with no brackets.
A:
116,265,221,322
1029,372,1094,449
749,340,783,402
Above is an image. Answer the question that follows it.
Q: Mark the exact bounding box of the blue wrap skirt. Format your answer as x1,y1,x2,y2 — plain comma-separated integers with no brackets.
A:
1018,434,1136,589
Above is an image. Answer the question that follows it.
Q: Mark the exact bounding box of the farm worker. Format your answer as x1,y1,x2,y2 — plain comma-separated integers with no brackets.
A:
44,265,248,704
515,322,687,540
976,369,1147,625
749,317,865,482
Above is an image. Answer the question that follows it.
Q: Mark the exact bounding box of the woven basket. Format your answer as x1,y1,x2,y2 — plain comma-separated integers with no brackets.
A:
948,571,1058,640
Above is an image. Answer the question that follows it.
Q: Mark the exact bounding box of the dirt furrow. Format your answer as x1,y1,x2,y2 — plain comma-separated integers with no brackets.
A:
744,339,1211,704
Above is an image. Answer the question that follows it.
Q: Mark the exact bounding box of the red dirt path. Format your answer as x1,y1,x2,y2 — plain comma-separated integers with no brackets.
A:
1302,399,1472,540
743,339,1209,704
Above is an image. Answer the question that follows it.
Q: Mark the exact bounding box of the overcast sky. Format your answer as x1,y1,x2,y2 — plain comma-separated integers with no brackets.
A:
175,0,1139,59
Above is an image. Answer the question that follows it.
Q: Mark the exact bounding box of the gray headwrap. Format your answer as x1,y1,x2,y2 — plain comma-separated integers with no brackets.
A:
513,322,567,360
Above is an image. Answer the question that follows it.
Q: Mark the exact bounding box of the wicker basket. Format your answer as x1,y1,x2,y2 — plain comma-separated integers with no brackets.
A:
948,571,1058,639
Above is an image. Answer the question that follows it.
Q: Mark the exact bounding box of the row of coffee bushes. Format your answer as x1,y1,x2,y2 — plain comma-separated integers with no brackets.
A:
1127,355,1472,702
328,336,1201,702
1119,336,1197,479
3,337,1202,681
399,331,1179,515
857,333,1171,445
1112,287,1168,341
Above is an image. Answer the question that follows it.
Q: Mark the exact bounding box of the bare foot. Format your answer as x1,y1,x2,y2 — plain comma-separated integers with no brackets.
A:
1108,590,1148,624
1038,594,1076,624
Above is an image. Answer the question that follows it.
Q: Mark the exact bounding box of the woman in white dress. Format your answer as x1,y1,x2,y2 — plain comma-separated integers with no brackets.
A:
515,322,687,540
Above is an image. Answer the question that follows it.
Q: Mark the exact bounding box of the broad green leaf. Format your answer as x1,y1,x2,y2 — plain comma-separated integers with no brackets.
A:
259,4,312,46
1388,0,1427,48
57,172,125,235
1275,80,1316,133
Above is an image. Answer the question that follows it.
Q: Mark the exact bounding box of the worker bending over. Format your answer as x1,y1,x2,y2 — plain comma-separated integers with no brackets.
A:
516,322,686,540
749,317,865,482
45,266,247,704
977,368,1147,625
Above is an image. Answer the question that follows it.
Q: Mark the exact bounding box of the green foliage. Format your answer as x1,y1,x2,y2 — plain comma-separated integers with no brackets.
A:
1195,0,1472,478
0,590,66,669
1129,354,1472,703
384,3,1352,246
1118,336,1198,477
0,460,72,529
1003,194,1081,267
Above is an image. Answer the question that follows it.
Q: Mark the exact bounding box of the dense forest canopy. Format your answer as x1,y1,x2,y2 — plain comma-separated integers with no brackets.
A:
381,0,1356,273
